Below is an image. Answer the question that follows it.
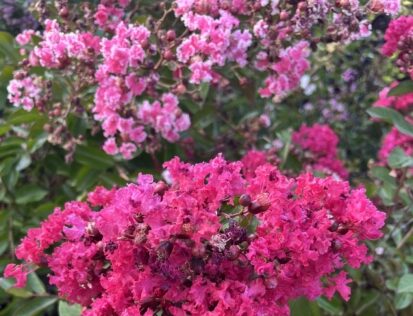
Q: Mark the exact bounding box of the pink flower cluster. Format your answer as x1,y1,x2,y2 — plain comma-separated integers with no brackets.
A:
378,127,413,166
382,16,413,79
5,155,385,315
176,10,252,84
94,0,130,32
371,0,401,15
374,82,413,111
95,22,191,159
27,19,100,68
292,124,349,179
7,74,43,111
257,41,310,100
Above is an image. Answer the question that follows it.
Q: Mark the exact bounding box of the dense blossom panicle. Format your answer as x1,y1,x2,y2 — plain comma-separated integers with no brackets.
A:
7,74,43,111
292,124,348,179
382,16,413,56
5,155,385,315
382,16,413,79
374,82,413,110
93,21,191,159
378,127,413,165
27,19,100,68
258,41,310,100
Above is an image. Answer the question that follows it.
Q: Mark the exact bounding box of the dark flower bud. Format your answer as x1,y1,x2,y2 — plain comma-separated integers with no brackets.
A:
166,30,176,41
239,194,252,207
329,222,339,232
226,245,241,261
248,193,271,214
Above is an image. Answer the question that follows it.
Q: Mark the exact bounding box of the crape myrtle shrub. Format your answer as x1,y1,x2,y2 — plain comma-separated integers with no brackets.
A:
1,0,413,316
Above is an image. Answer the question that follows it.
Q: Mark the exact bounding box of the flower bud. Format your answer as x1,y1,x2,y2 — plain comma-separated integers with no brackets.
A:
154,181,168,195
166,30,176,41
226,245,241,261
163,50,174,61
280,11,289,21
248,193,271,214
239,194,252,207
175,83,186,95
337,225,349,235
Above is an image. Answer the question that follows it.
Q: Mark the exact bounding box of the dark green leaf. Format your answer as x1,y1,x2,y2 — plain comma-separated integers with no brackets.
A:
12,297,57,316
388,80,413,96
75,145,114,170
15,185,48,204
367,107,413,137
0,278,33,298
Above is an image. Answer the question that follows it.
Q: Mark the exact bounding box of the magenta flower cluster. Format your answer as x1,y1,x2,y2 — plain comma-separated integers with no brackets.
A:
375,82,413,111
5,155,385,315
292,124,349,179
382,16,413,79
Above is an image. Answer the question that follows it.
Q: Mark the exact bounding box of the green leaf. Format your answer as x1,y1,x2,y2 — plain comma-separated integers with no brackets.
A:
395,293,413,310
367,107,398,123
388,148,413,169
386,278,398,291
15,185,48,204
0,278,33,298
316,297,342,315
388,80,413,96
12,297,57,316
398,274,413,294
26,273,46,295
75,145,115,170
15,154,32,172
58,300,82,316
0,124,10,136
8,110,44,125
370,166,396,186
367,107,413,137
290,297,322,316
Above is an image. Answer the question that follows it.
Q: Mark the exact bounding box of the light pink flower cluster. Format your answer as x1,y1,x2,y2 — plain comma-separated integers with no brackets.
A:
95,22,191,159
27,19,100,68
5,155,385,315
7,74,43,111
378,127,413,166
370,0,401,15
257,41,310,100
374,82,413,111
382,16,413,79
94,0,130,32
292,124,349,179
176,10,252,84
